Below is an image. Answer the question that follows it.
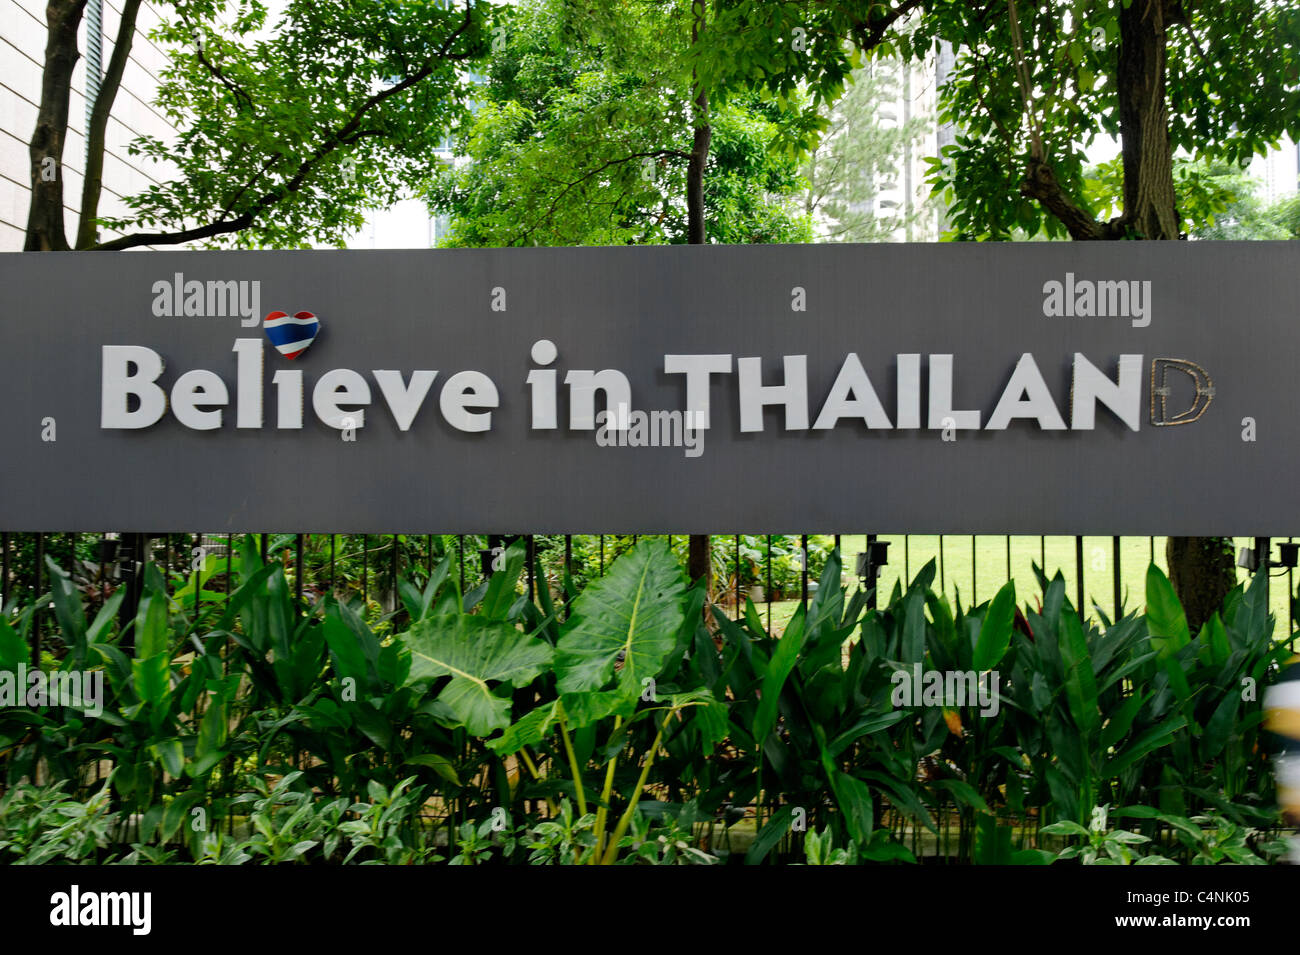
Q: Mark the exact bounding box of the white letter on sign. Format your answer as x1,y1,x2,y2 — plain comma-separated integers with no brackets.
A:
738,355,808,432
441,371,498,432
313,369,371,429
171,369,228,430
663,354,731,430
102,345,166,429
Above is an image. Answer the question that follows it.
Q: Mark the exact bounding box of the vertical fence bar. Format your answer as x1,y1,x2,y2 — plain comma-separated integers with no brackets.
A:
391,534,399,607
330,535,337,595
101,532,110,594
527,535,535,601
564,535,573,618
260,532,268,564
734,534,741,621
971,536,977,603
600,536,605,574
192,532,202,620
1039,535,1045,573
1,532,8,607
1075,535,1085,620
1149,536,1154,565
766,535,773,632
904,535,910,582
866,532,878,610
362,534,368,604
1005,535,1011,583
427,534,433,578
33,533,44,661
457,535,464,595
226,534,234,607
938,534,945,595
295,533,305,607
1112,535,1122,621
801,534,809,607
1289,536,1295,630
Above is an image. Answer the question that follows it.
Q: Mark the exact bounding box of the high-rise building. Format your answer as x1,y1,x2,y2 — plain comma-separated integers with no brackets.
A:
1,0,183,250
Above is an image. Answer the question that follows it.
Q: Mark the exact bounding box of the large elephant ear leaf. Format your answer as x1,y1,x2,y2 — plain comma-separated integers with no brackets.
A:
401,615,552,736
555,541,687,697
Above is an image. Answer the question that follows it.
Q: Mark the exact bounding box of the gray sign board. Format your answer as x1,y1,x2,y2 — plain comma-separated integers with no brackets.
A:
0,243,1296,534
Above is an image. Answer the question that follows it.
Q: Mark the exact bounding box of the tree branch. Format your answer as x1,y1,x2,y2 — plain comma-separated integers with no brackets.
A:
511,149,691,245
75,0,143,249
184,17,257,114
1019,157,1123,239
93,1,479,250
848,0,924,52
1007,0,1044,161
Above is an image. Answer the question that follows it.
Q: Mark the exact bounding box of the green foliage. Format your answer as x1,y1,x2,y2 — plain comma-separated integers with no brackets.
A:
428,0,811,246
930,0,1297,237
0,782,115,864
97,0,490,248
0,535,1292,865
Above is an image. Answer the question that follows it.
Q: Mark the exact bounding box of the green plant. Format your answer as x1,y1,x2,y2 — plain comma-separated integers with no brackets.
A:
1041,815,1169,866
1,535,1293,866
0,782,116,864
620,803,719,865
1113,806,1287,865
442,540,726,865
802,826,858,865
338,776,439,864
231,771,348,864
525,799,596,865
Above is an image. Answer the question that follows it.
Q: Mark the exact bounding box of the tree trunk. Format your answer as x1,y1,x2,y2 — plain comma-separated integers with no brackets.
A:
686,0,712,602
686,106,710,243
1116,1,1233,623
76,0,142,249
1117,0,1180,240
25,0,88,251
1166,537,1237,633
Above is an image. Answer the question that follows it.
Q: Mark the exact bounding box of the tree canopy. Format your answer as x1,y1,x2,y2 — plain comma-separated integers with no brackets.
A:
427,0,811,247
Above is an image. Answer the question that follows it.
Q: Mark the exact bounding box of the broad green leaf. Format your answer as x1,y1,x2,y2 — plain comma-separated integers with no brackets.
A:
973,581,1015,671
45,557,86,662
830,771,874,844
1059,609,1101,739
161,790,205,842
752,605,809,750
480,540,527,621
0,617,26,671
1145,564,1190,659
745,805,796,865
486,700,559,756
554,541,686,697
1201,687,1240,759
1104,715,1187,777
150,738,184,778
132,654,170,706
402,614,552,736
404,753,461,786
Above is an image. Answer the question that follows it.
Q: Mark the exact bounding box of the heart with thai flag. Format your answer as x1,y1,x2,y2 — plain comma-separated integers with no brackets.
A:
263,310,320,359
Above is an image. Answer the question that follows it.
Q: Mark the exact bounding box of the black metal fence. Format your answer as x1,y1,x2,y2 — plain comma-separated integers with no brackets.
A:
3,531,1296,649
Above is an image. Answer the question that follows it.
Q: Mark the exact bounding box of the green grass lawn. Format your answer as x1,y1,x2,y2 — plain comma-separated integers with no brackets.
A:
738,535,1300,638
